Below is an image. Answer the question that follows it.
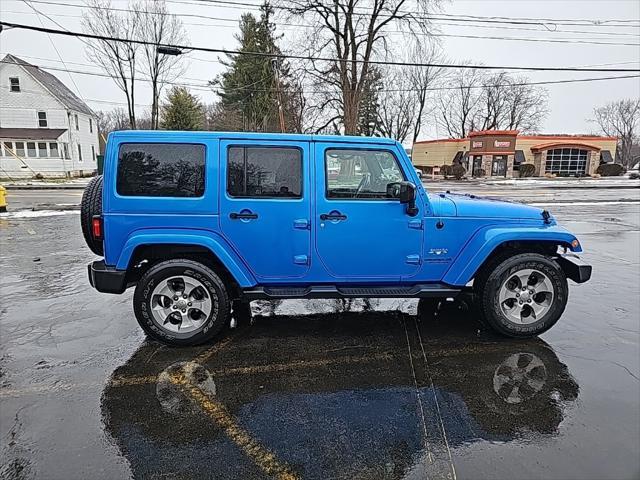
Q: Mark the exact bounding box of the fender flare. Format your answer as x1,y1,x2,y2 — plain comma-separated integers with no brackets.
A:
116,229,256,287
442,224,581,286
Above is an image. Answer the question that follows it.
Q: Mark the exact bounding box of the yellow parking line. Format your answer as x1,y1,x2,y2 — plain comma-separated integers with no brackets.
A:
215,352,395,376
192,330,243,364
170,369,298,480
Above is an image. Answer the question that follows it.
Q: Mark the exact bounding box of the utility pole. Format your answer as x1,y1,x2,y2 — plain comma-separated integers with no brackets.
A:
271,58,286,133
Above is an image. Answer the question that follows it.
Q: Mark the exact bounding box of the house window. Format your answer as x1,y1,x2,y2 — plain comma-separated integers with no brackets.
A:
15,142,25,157
38,142,48,157
9,77,20,92
91,145,96,161
49,142,59,157
62,143,69,159
74,114,79,131
3,142,13,156
27,142,37,157
37,111,48,128
77,144,83,162
89,118,93,133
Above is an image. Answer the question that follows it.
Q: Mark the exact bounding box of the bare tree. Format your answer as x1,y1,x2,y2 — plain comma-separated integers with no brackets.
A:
135,0,188,130
82,0,139,128
96,108,130,137
279,0,440,135
376,68,415,142
409,44,444,143
592,99,640,167
437,69,548,138
436,67,483,138
376,43,444,143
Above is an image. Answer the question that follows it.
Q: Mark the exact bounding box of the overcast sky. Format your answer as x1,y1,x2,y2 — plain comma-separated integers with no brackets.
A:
1,0,639,141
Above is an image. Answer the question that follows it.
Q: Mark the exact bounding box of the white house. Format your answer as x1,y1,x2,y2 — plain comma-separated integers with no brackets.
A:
0,54,100,178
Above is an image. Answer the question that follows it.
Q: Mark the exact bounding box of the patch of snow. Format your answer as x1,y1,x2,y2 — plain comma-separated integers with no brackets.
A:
0,210,81,218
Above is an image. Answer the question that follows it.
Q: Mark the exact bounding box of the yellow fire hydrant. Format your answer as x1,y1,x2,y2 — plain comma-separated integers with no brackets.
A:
0,185,7,213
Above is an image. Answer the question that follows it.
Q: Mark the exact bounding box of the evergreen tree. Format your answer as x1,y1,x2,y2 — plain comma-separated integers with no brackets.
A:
212,3,300,132
160,86,204,130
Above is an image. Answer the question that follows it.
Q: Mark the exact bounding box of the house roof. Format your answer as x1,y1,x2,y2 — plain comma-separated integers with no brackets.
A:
2,54,94,116
0,128,67,140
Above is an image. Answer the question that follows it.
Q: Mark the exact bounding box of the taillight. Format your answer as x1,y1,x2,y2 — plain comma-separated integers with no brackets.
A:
92,215,103,240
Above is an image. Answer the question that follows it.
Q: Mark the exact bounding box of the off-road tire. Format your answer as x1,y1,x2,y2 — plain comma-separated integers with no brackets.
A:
80,175,104,255
133,259,231,346
476,253,568,337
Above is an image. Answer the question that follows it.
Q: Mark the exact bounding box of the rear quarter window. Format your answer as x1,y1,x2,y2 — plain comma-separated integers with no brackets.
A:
116,143,205,197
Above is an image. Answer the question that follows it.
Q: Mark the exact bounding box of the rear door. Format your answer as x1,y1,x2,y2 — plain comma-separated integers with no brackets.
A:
219,140,311,280
314,143,424,280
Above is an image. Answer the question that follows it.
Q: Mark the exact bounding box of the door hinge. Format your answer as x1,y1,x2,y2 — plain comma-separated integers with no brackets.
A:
293,218,310,230
293,255,309,265
405,254,421,265
408,219,423,230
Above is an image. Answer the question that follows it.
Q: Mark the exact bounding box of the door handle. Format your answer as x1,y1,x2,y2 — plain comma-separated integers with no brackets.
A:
230,212,258,220
320,212,347,221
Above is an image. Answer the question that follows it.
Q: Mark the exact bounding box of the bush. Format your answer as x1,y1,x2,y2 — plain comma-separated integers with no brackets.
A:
440,164,452,178
596,163,625,176
452,164,466,180
473,168,486,177
519,163,536,178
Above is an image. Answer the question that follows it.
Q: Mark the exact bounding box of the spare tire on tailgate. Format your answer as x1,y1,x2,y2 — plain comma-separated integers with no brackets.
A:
80,175,104,256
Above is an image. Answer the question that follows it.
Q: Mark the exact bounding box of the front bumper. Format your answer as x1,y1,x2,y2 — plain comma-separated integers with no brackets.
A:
88,260,127,294
556,254,592,283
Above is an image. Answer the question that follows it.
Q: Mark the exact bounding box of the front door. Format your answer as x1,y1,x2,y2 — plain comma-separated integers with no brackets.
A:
472,155,483,177
219,140,311,279
314,143,424,280
492,155,507,177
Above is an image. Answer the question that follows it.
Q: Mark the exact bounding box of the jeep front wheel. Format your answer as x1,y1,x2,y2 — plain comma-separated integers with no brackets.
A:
477,253,568,337
133,259,231,346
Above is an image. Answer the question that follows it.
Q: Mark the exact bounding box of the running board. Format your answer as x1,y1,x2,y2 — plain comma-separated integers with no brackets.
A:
242,284,461,300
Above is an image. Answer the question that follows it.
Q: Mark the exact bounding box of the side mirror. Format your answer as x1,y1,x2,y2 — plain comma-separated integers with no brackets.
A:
388,181,419,216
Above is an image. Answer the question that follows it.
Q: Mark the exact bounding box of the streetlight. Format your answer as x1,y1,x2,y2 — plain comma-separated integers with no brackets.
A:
157,46,182,56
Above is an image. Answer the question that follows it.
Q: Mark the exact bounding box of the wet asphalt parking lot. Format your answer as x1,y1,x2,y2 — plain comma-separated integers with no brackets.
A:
1,186,639,480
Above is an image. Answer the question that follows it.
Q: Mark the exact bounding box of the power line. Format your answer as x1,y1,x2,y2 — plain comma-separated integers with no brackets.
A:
179,0,640,27
5,8,639,47
8,6,639,38
3,21,640,73
2,59,638,97
11,0,640,30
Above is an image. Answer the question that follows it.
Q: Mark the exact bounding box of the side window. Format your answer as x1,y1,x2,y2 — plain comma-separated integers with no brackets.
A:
325,149,404,199
117,143,205,197
227,146,302,198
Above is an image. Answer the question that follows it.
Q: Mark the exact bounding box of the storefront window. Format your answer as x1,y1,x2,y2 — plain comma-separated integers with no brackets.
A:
545,148,587,176
492,155,507,177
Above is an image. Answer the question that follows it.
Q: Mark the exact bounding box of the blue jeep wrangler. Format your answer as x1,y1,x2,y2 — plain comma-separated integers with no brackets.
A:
82,131,591,346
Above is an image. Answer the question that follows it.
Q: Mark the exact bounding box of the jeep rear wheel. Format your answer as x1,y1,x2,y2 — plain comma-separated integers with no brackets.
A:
477,253,568,337
80,175,104,256
133,259,230,346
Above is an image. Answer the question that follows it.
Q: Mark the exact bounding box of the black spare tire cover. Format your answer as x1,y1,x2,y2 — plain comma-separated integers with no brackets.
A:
80,175,104,256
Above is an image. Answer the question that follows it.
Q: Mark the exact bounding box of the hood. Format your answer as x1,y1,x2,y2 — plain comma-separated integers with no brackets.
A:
430,192,549,221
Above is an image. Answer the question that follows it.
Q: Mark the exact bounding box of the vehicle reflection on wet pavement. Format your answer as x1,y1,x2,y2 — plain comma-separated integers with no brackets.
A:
1,202,639,480
101,303,579,480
